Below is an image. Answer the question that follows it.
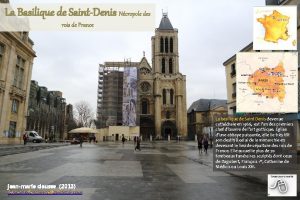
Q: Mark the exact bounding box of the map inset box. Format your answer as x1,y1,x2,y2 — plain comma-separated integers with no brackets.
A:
253,6,297,50
236,52,298,113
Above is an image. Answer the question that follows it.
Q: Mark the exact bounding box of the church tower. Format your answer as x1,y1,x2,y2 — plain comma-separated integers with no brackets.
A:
151,13,187,139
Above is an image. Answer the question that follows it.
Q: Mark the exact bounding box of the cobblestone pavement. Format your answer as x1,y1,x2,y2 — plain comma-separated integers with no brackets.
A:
0,141,298,200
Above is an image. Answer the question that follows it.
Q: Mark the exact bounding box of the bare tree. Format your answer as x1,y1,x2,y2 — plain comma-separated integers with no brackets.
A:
74,101,94,127
67,118,78,132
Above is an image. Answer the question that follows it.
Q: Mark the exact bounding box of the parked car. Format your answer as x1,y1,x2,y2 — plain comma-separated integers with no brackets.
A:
25,131,44,143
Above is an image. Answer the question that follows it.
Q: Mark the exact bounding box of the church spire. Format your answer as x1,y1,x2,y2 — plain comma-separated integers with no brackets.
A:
158,12,173,30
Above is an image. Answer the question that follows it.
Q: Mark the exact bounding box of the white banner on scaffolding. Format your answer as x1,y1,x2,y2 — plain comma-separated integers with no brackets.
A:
122,67,137,126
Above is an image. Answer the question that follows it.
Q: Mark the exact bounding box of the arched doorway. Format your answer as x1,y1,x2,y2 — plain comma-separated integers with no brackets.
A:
140,116,154,140
165,128,171,138
161,120,177,140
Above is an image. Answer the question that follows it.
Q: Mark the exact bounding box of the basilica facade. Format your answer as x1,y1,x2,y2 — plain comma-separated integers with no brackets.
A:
97,13,187,139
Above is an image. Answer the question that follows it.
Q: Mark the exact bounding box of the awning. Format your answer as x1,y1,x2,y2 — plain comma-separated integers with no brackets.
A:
68,127,98,134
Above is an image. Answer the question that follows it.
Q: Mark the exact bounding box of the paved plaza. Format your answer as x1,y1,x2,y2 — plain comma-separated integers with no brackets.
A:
0,141,299,200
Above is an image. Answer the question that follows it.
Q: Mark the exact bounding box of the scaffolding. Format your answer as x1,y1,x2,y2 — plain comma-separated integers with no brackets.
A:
97,61,139,128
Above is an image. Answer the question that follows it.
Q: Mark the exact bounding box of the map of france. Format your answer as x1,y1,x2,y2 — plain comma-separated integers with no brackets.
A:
257,10,289,43
253,6,297,50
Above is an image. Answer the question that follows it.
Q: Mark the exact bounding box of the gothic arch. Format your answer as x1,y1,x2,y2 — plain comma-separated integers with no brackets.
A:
163,89,166,105
165,37,169,53
161,58,165,73
140,116,155,140
169,58,173,74
170,89,174,105
160,37,164,53
141,98,149,114
161,120,177,140
170,37,173,53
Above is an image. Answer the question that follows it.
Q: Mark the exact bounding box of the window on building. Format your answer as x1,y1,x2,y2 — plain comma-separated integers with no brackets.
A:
11,99,19,113
170,89,174,105
232,83,236,98
13,66,19,86
13,56,25,88
169,58,173,74
230,63,236,77
141,99,149,114
161,58,165,73
165,37,169,53
19,68,24,88
170,37,173,53
163,89,166,104
140,82,151,93
8,121,16,138
232,83,236,93
160,37,164,53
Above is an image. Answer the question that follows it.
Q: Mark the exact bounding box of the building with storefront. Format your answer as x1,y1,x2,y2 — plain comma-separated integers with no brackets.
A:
0,29,36,144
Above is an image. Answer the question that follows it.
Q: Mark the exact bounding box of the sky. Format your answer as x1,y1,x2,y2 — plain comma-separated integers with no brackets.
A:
11,0,265,114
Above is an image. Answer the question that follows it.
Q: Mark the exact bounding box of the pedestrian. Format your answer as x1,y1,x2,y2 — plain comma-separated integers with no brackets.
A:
122,136,126,145
197,137,203,154
79,136,83,148
45,134,48,143
135,136,141,151
134,136,137,146
203,136,209,154
23,132,28,145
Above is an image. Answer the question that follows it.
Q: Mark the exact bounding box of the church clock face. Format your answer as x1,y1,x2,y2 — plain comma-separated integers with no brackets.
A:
140,82,151,93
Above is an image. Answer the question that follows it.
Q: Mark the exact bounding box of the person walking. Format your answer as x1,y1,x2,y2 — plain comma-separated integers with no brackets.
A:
23,132,28,145
134,136,137,148
79,136,83,148
122,136,126,145
197,137,203,154
203,136,209,154
45,134,48,143
135,136,141,151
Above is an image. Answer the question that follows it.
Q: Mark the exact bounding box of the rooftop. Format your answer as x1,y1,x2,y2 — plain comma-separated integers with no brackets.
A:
158,13,174,30
187,99,227,113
